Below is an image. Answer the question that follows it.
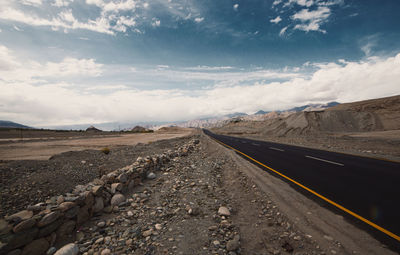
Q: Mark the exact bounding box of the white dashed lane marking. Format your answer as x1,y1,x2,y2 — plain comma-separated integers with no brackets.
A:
269,147,285,152
305,155,344,166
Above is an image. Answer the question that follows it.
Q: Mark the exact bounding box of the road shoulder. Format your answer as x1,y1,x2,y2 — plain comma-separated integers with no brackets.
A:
203,133,397,255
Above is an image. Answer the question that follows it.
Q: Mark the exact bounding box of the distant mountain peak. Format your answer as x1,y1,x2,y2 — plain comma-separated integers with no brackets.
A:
254,110,270,115
0,120,32,129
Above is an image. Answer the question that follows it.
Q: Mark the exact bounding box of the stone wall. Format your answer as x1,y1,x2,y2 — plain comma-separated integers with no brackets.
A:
0,139,199,255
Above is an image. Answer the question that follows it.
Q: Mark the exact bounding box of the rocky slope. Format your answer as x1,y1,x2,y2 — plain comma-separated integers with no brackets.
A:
212,95,400,160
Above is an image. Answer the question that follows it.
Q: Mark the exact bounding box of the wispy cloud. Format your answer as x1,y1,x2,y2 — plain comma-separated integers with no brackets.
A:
0,7,115,34
271,0,343,35
292,6,331,33
21,0,42,6
0,0,205,35
279,26,288,36
52,0,73,7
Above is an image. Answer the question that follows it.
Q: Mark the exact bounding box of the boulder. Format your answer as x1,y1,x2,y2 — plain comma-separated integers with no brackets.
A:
147,172,156,180
111,183,122,194
6,249,22,255
64,206,79,219
58,202,76,212
13,219,36,233
226,235,240,251
82,191,94,208
76,206,90,226
93,197,104,213
110,194,125,206
37,212,60,228
21,238,49,255
117,173,128,183
38,219,62,238
56,221,76,238
5,211,33,222
0,219,12,235
2,227,38,251
54,243,79,255
91,186,104,196
218,206,230,216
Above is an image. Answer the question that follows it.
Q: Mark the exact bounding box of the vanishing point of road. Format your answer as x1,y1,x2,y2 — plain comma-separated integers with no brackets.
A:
204,130,400,250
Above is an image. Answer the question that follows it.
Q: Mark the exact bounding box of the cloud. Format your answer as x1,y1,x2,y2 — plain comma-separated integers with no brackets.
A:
184,66,234,71
291,6,330,33
0,0,207,35
21,0,42,6
0,45,103,83
52,0,73,7
360,34,380,57
0,45,19,71
270,16,282,24
0,7,114,34
272,0,343,35
151,18,161,27
233,4,239,11
43,58,103,77
292,6,330,21
286,0,314,7
194,17,204,23
279,26,288,36
1,44,399,127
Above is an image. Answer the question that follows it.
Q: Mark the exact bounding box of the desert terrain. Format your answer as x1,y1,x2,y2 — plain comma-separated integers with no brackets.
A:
1,96,399,255
212,95,400,161
0,128,193,161
1,130,396,255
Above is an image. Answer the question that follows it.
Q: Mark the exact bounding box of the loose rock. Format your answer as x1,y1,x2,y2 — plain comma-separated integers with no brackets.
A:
54,243,79,255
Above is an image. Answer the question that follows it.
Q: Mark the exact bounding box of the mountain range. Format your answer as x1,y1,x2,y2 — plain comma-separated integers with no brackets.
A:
0,120,32,129
1,101,340,131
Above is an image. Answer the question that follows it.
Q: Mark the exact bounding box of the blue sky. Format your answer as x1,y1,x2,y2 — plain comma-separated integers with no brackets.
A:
0,0,400,127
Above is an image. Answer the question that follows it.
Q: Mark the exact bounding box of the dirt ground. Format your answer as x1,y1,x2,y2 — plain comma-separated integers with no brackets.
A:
58,131,397,255
0,128,193,160
0,130,397,254
0,129,193,217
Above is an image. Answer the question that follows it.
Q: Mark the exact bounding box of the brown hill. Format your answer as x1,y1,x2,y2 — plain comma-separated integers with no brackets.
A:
326,95,400,131
213,95,400,137
130,126,153,133
86,125,102,132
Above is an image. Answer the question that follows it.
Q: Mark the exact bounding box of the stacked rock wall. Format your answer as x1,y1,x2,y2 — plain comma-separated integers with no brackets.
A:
0,139,199,255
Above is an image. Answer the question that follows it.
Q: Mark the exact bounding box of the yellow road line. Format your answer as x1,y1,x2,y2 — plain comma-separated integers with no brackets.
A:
210,136,400,242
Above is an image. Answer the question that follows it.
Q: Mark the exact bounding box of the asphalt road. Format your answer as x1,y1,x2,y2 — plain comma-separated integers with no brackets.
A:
204,130,400,247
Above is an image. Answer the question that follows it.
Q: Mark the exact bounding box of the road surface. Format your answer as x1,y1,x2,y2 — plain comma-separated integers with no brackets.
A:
204,130,400,248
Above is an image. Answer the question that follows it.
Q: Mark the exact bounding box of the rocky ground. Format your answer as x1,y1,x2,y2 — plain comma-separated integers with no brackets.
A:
58,133,324,255
1,131,396,255
0,137,192,217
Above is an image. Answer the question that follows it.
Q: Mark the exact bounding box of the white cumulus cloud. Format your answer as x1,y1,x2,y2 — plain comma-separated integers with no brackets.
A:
270,16,282,24
1,44,399,127
194,17,204,23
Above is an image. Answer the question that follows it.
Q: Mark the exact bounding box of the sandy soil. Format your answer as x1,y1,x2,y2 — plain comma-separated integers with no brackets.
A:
0,129,193,160
0,129,397,254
